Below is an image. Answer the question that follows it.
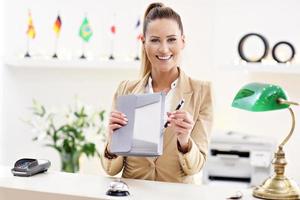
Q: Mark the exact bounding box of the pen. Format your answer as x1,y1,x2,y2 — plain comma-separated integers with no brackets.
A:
164,99,185,128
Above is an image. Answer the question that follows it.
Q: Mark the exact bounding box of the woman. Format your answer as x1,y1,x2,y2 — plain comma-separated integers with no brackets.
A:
101,2,213,184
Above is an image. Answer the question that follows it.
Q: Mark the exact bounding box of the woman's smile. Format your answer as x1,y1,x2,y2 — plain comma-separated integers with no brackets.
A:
156,55,173,61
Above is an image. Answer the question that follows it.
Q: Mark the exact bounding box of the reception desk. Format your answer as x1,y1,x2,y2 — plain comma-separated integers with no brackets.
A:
0,165,258,200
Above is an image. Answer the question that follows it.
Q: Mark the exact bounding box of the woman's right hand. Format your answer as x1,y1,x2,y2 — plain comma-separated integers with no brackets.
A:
107,110,128,151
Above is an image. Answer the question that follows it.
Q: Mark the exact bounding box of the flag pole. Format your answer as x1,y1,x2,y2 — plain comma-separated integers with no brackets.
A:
109,38,114,60
80,40,86,59
25,37,30,57
25,9,31,58
79,12,88,59
53,36,58,58
109,14,116,60
134,39,140,61
134,17,141,61
53,12,60,58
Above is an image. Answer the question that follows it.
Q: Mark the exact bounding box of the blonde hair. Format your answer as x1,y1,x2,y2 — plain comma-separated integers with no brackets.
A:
140,2,184,77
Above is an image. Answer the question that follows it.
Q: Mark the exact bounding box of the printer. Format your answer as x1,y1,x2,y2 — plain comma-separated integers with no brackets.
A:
203,131,276,187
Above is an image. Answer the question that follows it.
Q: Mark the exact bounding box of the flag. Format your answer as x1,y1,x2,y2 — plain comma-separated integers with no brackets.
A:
135,18,142,41
79,17,93,42
110,25,116,34
26,11,36,39
135,19,141,29
137,33,142,41
53,15,62,37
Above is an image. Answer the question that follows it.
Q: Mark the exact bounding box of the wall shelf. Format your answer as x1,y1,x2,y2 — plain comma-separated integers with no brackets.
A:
3,57,141,70
226,63,300,74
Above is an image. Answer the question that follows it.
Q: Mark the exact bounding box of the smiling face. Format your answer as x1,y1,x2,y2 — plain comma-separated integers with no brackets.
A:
143,18,185,74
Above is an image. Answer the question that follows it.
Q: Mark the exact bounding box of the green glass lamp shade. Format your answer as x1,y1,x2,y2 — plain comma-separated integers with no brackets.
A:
232,82,290,112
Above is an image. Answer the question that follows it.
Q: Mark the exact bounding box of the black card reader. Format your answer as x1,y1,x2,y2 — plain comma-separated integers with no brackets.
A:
11,158,51,177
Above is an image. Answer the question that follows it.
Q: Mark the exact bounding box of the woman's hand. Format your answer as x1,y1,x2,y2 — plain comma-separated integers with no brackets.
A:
107,110,128,151
167,111,195,152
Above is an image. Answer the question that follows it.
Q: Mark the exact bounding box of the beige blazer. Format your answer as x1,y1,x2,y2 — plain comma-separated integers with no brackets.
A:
101,68,213,184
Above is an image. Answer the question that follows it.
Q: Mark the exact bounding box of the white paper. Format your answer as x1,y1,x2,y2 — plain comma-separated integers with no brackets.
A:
133,100,161,144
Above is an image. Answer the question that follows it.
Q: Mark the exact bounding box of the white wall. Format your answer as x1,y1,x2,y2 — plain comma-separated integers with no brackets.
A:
0,0,5,163
1,0,300,183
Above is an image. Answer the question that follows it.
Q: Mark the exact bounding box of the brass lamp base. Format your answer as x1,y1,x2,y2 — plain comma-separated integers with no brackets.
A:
253,175,300,200
253,146,300,200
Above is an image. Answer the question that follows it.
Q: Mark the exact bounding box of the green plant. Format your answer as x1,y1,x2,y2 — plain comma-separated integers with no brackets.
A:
25,99,106,173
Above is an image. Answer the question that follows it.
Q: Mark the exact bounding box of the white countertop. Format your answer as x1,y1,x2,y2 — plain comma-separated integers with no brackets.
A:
0,165,258,200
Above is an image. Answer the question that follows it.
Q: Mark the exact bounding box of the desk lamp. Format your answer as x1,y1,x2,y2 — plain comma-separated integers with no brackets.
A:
232,82,300,200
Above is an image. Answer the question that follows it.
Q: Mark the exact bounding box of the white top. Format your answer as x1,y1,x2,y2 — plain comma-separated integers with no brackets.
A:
0,165,258,200
146,76,178,125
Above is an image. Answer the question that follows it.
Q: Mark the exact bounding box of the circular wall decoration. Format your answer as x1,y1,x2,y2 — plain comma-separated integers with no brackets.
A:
238,33,269,62
272,41,295,63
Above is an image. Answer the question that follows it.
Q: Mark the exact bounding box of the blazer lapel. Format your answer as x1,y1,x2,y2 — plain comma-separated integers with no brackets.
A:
163,68,193,149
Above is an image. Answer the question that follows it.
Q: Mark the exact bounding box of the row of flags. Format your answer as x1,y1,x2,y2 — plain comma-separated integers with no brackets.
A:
26,11,142,59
